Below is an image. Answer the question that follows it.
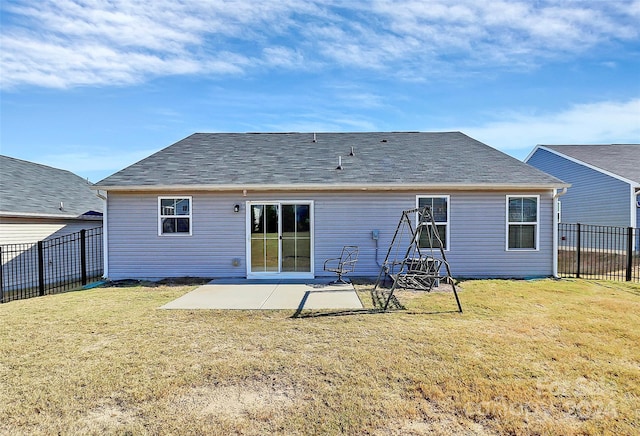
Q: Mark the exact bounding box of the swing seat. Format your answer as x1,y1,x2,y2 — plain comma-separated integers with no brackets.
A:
323,246,359,284
395,256,441,291
407,256,440,275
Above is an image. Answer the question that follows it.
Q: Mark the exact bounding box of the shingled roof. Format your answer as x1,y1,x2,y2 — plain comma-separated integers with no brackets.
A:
0,155,103,218
96,132,567,191
538,144,640,184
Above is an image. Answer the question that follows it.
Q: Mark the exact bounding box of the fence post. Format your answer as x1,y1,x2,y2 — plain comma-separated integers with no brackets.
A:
627,227,633,282
38,241,45,296
80,229,87,286
576,223,581,278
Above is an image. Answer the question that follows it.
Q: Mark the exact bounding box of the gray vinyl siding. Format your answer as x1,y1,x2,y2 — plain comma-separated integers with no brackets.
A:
106,190,556,280
107,193,246,279
312,193,406,278
528,148,631,227
446,191,554,278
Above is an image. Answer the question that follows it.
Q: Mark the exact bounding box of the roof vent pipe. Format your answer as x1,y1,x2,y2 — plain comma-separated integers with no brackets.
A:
313,133,317,143
336,156,343,170
349,146,355,156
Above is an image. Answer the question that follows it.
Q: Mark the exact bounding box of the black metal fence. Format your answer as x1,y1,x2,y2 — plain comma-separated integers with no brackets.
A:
558,223,639,282
0,227,103,303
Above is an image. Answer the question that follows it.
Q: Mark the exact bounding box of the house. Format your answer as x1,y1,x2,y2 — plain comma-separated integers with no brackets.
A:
0,155,103,245
525,145,639,230
94,132,568,281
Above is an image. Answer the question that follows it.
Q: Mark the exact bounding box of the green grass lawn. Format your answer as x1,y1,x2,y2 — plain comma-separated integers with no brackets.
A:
1,279,638,435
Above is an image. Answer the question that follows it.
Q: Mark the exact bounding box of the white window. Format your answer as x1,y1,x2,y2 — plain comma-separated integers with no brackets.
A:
417,196,449,250
506,195,538,250
158,197,192,235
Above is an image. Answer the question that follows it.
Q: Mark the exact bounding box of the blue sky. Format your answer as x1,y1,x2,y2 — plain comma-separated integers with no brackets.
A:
1,0,639,183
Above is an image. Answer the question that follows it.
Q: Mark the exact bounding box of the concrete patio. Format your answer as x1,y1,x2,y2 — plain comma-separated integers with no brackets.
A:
160,279,364,310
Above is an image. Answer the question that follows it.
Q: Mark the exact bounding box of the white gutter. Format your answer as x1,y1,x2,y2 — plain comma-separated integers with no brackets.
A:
95,190,109,279
553,187,568,278
92,182,570,193
0,211,102,220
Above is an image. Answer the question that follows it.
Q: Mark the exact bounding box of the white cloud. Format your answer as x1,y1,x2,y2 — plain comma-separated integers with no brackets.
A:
451,98,640,158
0,0,638,89
368,0,638,69
0,0,302,88
261,46,306,69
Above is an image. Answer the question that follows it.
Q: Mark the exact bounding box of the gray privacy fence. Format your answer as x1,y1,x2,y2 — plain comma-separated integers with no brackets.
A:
558,223,639,282
0,227,103,303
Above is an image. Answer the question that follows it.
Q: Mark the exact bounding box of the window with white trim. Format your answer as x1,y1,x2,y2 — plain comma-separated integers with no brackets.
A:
417,196,449,250
507,195,538,250
158,197,192,235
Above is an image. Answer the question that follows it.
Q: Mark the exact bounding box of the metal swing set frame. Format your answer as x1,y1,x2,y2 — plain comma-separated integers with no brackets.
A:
373,206,463,312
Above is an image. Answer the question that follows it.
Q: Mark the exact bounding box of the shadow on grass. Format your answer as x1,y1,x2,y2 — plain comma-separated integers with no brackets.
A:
291,287,406,318
292,285,465,318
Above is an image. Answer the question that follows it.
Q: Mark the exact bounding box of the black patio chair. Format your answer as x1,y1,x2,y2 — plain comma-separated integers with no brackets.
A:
323,245,359,284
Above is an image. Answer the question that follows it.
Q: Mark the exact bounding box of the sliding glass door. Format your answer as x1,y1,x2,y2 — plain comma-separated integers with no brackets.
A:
281,204,311,272
248,202,313,277
250,204,279,272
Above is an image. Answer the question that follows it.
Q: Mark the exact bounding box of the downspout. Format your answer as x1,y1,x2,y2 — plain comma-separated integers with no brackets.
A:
632,186,639,226
552,187,568,278
96,190,108,279
634,188,640,251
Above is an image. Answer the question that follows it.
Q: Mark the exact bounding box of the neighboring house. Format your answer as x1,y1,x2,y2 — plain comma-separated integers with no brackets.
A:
94,132,568,281
525,145,640,230
0,155,103,245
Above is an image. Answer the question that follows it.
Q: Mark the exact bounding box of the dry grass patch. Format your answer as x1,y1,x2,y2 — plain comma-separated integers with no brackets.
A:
0,279,639,435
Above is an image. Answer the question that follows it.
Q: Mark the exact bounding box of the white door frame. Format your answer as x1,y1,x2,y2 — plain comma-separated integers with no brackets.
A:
245,200,314,279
